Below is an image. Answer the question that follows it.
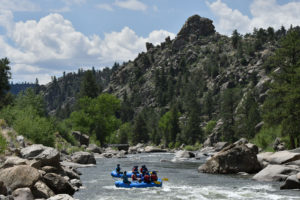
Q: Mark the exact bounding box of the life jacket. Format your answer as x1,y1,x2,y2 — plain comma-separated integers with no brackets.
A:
144,174,150,183
139,167,143,174
150,174,157,182
131,173,138,181
132,167,138,173
116,167,121,173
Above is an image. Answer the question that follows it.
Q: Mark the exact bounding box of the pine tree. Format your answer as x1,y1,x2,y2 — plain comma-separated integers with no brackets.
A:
263,29,300,148
79,70,99,98
0,57,11,108
132,111,149,144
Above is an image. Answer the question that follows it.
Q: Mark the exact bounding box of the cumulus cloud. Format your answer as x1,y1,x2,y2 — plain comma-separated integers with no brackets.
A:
114,0,147,11
96,4,114,11
0,13,174,84
208,0,300,35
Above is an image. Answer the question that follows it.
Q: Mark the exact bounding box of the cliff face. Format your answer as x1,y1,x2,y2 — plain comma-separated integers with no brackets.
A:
107,15,274,118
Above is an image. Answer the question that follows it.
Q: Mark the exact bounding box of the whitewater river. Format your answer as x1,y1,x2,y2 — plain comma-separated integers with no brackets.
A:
74,153,300,200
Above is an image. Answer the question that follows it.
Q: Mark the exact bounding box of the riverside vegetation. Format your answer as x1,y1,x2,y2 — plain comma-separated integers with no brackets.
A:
0,15,300,198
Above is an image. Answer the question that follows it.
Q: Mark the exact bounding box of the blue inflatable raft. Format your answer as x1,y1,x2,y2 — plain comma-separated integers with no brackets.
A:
115,179,163,188
111,171,141,178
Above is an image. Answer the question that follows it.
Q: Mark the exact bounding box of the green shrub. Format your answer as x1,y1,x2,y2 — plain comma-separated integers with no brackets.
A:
0,131,7,154
184,145,198,151
205,120,217,136
252,126,282,151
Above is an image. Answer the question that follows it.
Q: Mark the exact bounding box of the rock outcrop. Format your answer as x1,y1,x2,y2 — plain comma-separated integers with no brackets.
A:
199,143,261,174
144,146,167,153
71,131,89,146
20,144,60,167
253,164,300,182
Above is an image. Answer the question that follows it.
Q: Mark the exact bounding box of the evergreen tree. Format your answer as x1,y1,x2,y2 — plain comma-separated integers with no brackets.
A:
263,29,300,148
0,58,11,108
79,70,99,98
132,111,149,144
231,29,241,49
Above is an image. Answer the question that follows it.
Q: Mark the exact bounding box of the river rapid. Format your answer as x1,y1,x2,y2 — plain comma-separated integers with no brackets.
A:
74,153,300,200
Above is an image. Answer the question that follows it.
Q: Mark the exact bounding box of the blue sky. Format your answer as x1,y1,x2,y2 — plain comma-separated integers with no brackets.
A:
0,0,300,84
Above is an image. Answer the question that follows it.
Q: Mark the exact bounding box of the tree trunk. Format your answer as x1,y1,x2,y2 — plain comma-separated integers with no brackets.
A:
290,135,296,149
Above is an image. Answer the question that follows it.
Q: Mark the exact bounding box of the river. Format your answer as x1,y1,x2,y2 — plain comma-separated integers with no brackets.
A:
74,153,300,200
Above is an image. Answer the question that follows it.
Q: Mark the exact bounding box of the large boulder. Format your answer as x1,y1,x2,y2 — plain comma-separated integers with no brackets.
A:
86,144,102,154
71,131,89,146
31,181,55,199
128,143,144,154
214,142,229,152
258,151,300,165
144,146,167,153
70,151,96,164
0,165,40,190
253,164,300,182
198,143,261,174
20,144,60,167
43,173,75,195
47,194,75,200
175,150,195,159
280,173,300,189
12,187,34,200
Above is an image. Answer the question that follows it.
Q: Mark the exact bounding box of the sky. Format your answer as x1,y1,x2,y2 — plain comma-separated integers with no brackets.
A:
0,0,300,84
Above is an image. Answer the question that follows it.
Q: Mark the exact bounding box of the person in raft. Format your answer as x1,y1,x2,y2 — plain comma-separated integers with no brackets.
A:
140,165,148,174
122,171,131,184
150,171,158,182
116,164,122,174
132,165,139,173
131,171,138,182
143,172,151,183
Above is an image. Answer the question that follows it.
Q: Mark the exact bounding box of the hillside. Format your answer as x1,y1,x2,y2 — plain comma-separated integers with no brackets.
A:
40,14,289,146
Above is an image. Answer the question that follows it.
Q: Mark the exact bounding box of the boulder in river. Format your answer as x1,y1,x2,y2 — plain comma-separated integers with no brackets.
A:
253,164,300,182
0,165,40,190
86,144,102,154
70,151,96,164
12,187,34,200
257,150,300,165
198,143,261,174
47,194,75,200
280,173,300,190
20,144,60,167
144,146,167,153
43,173,75,195
31,181,55,199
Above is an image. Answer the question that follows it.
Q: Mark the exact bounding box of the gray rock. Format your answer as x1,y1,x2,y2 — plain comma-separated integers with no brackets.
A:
0,165,40,191
86,144,102,154
280,174,300,189
273,138,286,151
214,142,229,152
70,152,96,164
259,151,300,165
16,136,25,147
47,194,75,200
31,181,55,199
253,164,300,182
175,150,195,158
43,173,75,195
61,166,80,180
0,195,13,200
71,131,89,146
144,146,167,153
199,143,261,174
12,188,34,200
20,144,60,167
203,119,223,147
1,157,27,169
70,179,82,188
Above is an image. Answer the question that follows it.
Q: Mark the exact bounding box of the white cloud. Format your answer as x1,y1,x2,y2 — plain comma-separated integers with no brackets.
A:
96,3,114,11
114,0,147,11
208,0,300,35
0,0,39,12
0,13,174,84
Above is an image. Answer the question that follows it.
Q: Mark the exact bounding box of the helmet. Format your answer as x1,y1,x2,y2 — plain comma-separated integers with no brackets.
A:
124,171,127,174
117,164,120,166
152,171,156,174
142,165,145,168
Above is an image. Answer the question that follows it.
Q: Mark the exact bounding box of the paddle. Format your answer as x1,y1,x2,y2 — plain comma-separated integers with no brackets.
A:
162,178,169,181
